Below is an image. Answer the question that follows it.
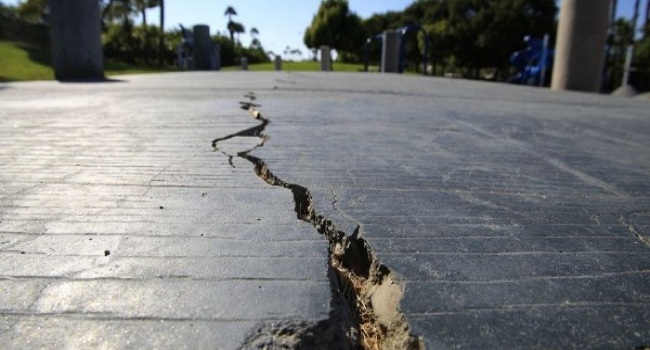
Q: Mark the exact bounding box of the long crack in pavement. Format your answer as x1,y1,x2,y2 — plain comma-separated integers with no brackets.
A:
213,93,423,350
619,211,650,248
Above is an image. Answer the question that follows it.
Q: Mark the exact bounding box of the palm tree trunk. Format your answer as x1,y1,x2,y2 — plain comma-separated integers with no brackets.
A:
158,0,164,66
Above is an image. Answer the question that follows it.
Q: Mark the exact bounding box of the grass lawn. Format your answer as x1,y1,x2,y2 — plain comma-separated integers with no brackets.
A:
0,40,175,82
0,40,382,82
221,60,376,72
0,41,54,81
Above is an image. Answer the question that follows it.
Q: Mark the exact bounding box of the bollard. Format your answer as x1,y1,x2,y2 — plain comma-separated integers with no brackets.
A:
551,0,609,92
193,25,212,70
50,0,104,81
381,30,401,73
320,46,331,71
241,57,248,71
274,56,282,71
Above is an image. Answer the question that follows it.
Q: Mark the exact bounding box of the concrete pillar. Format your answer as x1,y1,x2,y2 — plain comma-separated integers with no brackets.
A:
241,57,248,71
193,25,212,70
49,0,104,81
381,30,401,73
320,46,331,71
274,56,282,71
551,0,610,92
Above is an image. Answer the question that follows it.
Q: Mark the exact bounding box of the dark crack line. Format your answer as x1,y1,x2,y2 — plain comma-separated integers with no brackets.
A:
619,215,650,247
212,106,268,169
211,119,268,150
213,94,423,350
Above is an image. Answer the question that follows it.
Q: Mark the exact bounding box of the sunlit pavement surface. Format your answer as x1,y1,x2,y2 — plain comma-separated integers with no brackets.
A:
1,72,649,349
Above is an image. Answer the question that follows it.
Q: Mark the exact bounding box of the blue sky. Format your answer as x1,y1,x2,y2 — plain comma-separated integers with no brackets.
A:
3,0,648,60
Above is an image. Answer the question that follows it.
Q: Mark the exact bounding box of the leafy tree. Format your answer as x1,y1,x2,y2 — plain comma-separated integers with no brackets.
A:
108,0,138,62
0,2,18,38
304,0,365,61
606,18,632,88
362,11,403,65
212,32,270,66
635,35,650,71
134,0,158,30
134,0,159,64
438,0,556,76
16,0,48,24
102,0,117,26
249,27,260,48
362,0,556,77
638,2,650,70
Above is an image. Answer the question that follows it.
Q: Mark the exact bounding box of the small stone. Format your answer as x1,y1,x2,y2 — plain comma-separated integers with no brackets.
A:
104,250,110,256
159,206,164,209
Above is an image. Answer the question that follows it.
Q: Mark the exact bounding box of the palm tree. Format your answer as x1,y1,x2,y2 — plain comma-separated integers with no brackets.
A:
101,0,117,27
135,0,151,27
224,6,237,43
224,6,237,22
232,21,245,45
251,38,261,49
249,27,260,48
135,0,158,64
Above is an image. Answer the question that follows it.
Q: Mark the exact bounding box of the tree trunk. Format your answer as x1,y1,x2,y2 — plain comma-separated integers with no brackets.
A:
228,16,234,43
158,0,164,66
123,16,135,62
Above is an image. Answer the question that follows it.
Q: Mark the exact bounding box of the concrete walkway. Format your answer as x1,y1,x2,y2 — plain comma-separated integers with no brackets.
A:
1,72,649,349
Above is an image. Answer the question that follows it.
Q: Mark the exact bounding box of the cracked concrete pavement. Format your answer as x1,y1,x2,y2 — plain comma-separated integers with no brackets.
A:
1,72,650,349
